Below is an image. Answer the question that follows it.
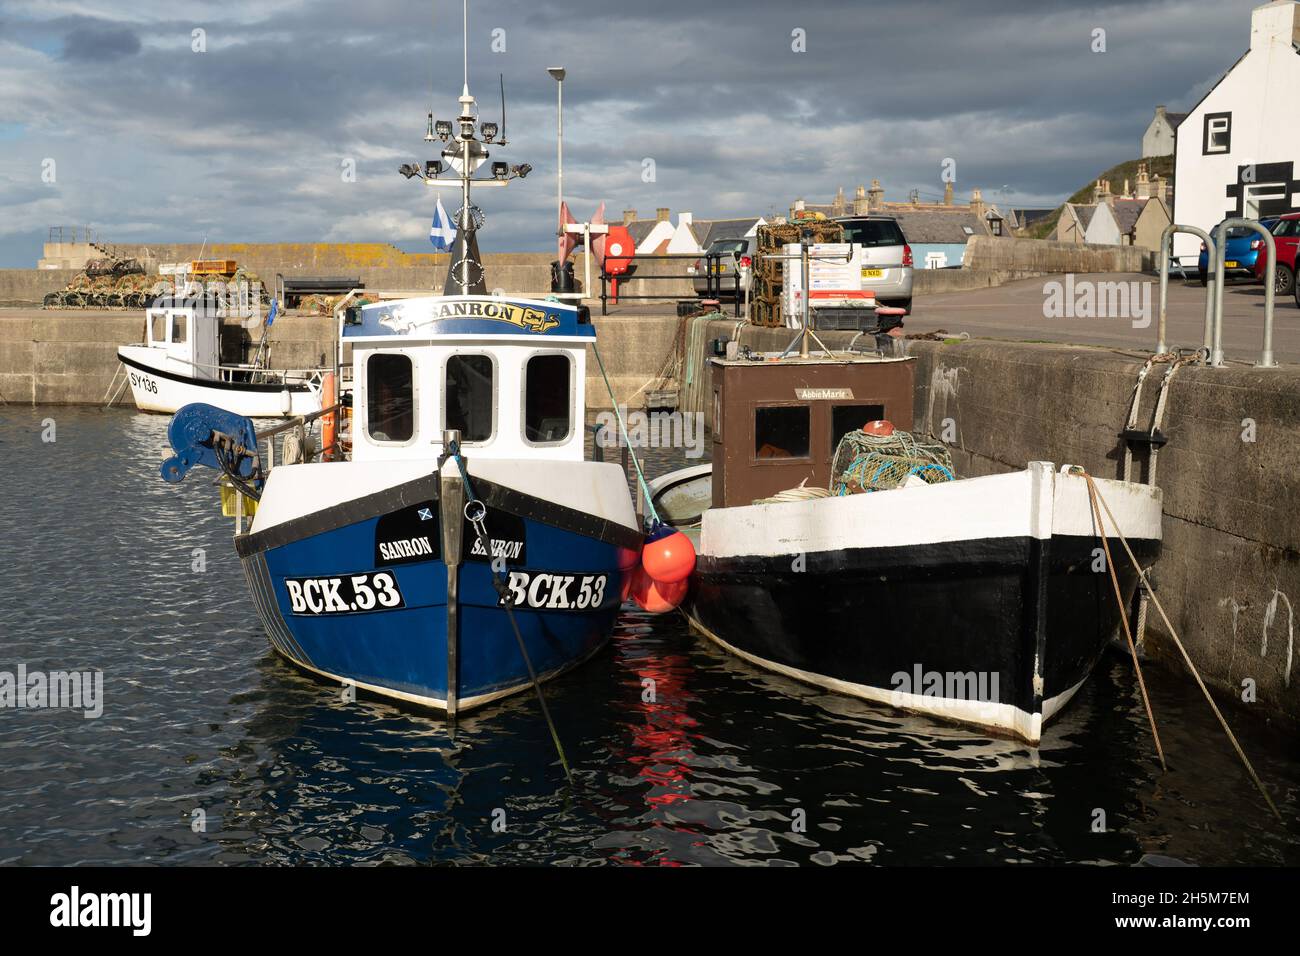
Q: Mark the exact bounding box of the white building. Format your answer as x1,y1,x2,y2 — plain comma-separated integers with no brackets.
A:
1142,106,1186,158
1172,1,1300,260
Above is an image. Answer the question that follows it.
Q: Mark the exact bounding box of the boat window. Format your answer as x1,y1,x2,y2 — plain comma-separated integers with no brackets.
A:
523,353,572,444
831,404,885,451
367,353,415,443
170,314,187,344
445,354,494,442
150,313,167,344
754,405,809,459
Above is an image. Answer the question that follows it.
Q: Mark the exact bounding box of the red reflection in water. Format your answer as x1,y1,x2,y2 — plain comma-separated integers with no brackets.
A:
607,625,703,865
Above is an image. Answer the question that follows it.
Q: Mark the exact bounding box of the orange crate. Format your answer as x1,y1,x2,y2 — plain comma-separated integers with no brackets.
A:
190,259,238,276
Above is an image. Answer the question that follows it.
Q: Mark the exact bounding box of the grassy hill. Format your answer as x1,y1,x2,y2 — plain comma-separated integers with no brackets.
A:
1023,155,1174,240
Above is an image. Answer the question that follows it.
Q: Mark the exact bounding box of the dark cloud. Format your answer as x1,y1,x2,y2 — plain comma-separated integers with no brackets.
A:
0,0,1263,266
61,22,141,62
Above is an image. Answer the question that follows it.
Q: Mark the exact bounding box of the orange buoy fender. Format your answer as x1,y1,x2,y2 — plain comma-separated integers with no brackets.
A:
617,546,642,600
630,566,689,613
863,419,894,436
641,524,696,584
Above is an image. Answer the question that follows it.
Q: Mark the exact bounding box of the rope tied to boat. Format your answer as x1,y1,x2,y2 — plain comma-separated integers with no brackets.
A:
591,340,661,525
446,440,574,784
1073,467,1282,821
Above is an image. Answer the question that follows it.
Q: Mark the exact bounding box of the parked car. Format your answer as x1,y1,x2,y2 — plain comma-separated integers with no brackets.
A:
1197,218,1280,285
689,236,755,298
833,215,914,314
1251,212,1300,296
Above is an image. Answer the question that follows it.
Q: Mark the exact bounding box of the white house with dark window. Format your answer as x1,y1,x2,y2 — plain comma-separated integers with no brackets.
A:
1172,1,1300,260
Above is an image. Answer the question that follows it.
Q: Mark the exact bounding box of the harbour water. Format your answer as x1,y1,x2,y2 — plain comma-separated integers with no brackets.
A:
0,406,1296,866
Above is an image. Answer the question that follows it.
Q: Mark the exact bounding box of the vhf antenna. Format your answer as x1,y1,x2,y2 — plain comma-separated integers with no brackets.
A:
497,74,508,146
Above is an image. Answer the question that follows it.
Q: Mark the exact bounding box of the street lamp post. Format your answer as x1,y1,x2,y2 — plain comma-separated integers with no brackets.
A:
547,67,566,275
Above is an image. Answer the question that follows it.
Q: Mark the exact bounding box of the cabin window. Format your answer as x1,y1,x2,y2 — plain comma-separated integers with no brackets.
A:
170,314,187,344
150,313,167,344
445,354,495,443
830,404,885,453
367,353,415,443
754,405,809,459
523,353,572,444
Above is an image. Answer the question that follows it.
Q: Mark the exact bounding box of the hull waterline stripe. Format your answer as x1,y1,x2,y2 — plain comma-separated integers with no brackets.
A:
117,351,315,394
267,637,609,713
686,611,1049,744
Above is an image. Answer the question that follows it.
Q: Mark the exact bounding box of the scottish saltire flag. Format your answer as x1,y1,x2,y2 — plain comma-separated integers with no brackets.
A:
430,195,457,251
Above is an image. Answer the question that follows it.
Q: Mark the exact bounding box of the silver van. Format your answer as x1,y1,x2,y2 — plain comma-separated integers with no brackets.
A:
834,215,913,314
689,236,756,298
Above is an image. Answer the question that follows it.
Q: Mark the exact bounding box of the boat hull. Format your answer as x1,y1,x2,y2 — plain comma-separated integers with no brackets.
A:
235,461,640,712
118,346,321,417
684,462,1163,743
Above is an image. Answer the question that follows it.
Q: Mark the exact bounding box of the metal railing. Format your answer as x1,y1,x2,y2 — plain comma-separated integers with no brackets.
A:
1156,224,1216,355
1156,221,1280,368
598,253,743,316
1212,218,1277,368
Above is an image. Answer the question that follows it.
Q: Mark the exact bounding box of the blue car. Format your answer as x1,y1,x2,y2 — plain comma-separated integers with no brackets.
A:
1197,218,1280,285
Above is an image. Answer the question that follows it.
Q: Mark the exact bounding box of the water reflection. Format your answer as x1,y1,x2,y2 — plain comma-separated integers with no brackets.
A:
0,407,1296,866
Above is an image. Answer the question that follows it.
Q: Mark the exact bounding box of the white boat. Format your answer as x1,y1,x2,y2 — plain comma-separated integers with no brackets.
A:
116,303,324,417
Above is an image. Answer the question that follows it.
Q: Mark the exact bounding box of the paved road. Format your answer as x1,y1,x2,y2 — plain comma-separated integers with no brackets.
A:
912,272,1299,366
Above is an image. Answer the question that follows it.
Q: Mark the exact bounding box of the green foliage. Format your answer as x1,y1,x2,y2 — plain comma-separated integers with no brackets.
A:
1022,155,1174,240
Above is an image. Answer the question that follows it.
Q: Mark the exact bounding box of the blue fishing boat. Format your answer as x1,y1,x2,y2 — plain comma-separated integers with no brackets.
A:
157,11,641,719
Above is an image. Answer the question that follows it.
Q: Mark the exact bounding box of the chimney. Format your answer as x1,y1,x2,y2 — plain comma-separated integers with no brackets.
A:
1251,0,1300,52
656,207,670,222
1135,162,1151,200
1123,178,1131,199
853,185,868,215
867,178,885,211
1098,179,1115,208
970,187,985,220
833,186,845,215
943,181,954,205
622,208,637,225
1156,104,1167,121
678,211,692,226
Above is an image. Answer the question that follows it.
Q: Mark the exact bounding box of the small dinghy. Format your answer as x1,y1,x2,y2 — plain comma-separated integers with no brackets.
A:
151,21,642,717
116,302,325,417
651,337,1162,744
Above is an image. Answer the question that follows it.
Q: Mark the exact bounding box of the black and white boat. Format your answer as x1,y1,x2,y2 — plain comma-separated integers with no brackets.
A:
650,318,1162,744
116,302,324,418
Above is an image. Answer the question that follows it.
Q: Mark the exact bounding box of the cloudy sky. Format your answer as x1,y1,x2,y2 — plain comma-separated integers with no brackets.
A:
0,0,1261,267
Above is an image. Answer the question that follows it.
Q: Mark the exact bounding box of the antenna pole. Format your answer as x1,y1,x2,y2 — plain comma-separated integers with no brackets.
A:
462,0,468,92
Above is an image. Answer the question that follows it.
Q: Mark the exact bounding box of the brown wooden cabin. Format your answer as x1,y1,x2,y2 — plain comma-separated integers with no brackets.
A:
710,354,915,508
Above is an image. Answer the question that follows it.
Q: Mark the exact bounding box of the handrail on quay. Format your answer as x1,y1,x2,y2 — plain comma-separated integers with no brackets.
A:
599,253,742,317
1212,218,1278,368
1157,224,1216,356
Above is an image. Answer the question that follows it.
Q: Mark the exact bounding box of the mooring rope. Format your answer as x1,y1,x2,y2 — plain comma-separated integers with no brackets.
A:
591,340,661,525
450,446,574,784
1077,468,1166,770
1080,469,1282,821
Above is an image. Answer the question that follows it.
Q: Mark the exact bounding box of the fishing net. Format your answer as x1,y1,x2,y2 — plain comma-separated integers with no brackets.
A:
830,429,956,495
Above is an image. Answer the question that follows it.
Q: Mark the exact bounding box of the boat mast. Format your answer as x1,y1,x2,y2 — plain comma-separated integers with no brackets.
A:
398,0,531,295
459,0,471,294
